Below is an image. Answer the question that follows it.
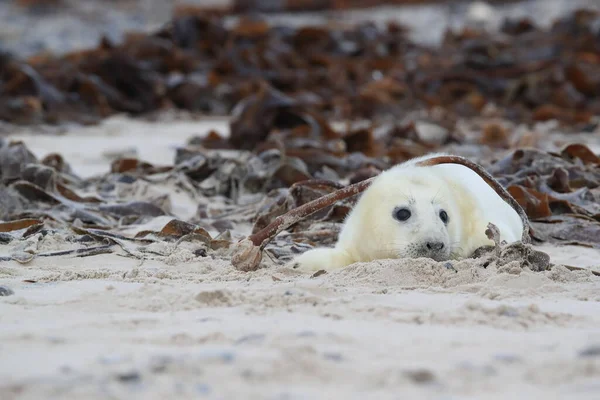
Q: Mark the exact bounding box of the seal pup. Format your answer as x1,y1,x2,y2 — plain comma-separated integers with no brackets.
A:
292,153,524,272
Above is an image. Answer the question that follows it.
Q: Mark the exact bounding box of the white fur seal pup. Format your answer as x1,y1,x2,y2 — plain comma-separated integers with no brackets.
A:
292,153,524,272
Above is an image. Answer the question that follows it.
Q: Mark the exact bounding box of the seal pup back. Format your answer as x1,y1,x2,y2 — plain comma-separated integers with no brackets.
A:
292,153,523,272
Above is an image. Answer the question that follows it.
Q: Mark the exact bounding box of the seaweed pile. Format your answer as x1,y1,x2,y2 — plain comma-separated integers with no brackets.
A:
1,7,599,129
1,132,599,268
1,5,600,269
228,0,515,14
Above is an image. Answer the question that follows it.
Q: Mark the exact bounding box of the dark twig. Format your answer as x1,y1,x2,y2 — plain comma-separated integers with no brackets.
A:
249,178,372,250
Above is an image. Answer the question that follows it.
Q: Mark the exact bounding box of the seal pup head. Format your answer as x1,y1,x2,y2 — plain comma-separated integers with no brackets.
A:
339,165,463,262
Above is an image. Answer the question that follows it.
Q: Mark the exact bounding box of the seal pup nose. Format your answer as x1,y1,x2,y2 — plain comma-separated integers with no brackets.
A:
420,240,448,260
426,242,444,251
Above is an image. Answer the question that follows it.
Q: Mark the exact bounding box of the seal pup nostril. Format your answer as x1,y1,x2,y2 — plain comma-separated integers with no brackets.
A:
426,242,444,251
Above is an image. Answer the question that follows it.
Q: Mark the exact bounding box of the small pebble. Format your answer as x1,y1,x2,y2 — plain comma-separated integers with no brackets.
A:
116,371,141,383
0,286,14,296
46,336,66,344
197,317,219,323
60,365,73,374
194,248,207,257
579,345,600,358
297,330,317,337
235,333,266,345
311,269,327,278
174,382,185,395
404,369,436,384
323,352,343,362
99,354,130,365
457,361,497,376
498,306,519,317
149,355,174,373
493,354,522,363
196,383,211,395
196,349,235,363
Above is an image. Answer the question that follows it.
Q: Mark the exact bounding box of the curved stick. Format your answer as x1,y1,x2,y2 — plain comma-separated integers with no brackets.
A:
252,178,372,250
231,155,531,271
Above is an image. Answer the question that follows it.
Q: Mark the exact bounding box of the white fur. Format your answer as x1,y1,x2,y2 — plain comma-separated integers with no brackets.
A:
292,153,523,272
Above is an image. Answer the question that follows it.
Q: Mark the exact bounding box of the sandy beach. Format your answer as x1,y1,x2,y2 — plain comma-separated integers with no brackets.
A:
1,115,600,400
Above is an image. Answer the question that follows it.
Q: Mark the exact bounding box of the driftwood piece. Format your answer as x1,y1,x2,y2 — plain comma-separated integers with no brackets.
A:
231,155,531,271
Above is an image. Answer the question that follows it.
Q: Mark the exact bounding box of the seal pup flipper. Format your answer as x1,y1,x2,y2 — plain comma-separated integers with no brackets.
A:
292,248,354,272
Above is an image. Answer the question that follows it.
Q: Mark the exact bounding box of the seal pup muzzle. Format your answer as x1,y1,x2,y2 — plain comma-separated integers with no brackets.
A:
292,153,524,272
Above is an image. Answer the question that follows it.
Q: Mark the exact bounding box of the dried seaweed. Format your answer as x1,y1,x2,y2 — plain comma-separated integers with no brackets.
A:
1,8,598,131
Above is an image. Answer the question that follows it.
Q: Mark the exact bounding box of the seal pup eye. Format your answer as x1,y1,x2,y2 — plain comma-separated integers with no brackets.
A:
439,210,449,224
393,208,411,222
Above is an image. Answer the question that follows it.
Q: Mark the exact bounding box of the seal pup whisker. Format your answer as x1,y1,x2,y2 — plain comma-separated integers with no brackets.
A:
431,187,444,205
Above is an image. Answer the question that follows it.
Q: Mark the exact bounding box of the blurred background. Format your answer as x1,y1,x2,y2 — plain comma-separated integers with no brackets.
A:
2,0,599,58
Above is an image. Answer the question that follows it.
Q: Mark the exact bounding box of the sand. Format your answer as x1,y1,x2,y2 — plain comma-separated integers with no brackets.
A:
1,242,600,400
1,114,600,399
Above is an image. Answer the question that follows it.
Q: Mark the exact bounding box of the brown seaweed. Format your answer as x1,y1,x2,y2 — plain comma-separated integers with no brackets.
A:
1,8,598,130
